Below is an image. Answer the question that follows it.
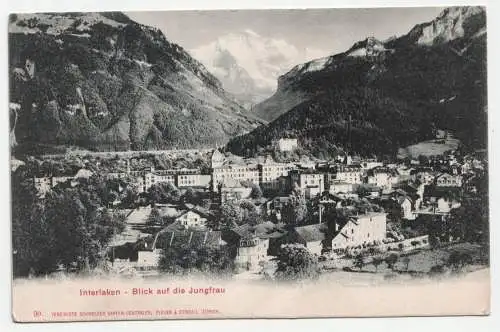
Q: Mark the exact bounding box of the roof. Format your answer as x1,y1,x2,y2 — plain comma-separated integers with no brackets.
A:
182,204,215,219
436,173,462,179
294,223,327,242
231,221,284,239
155,230,222,250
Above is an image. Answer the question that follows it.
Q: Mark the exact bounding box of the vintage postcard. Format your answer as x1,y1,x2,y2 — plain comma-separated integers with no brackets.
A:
9,6,489,322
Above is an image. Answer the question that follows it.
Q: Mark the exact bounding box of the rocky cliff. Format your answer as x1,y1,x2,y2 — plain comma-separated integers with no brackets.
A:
9,12,262,153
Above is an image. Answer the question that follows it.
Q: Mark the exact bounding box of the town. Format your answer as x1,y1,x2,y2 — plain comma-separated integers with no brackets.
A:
11,134,488,282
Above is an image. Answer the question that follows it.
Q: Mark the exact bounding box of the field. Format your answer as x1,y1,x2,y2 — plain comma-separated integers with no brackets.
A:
397,136,460,159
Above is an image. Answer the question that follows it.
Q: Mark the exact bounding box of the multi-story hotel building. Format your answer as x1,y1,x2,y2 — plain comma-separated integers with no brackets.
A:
258,161,295,192
212,164,260,192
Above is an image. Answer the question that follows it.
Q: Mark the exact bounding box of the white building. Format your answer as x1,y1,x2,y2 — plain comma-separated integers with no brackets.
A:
276,138,298,152
177,174,211,188
335,165,363,184
290,170,325,199
174,210,207,228
435,173,463,187
331,212,387,249
258,159,295,191
211,149,225,168
328,181,354,194
212,164,259,192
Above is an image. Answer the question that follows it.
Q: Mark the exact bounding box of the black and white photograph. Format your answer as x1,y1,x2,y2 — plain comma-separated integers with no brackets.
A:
8,5,490,322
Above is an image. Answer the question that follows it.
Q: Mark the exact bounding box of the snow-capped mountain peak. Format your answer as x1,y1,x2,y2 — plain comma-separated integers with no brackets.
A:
190,29,328,106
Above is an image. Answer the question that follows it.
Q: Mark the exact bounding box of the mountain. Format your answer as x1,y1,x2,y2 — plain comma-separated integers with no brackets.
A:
9,12,263,154
229,6,487,159
191,29,327,108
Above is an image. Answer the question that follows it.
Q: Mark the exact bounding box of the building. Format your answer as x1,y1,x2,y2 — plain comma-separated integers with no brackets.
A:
398,196,416,220
290,170,325,199
414,168,435,185
110,167,202,193
367,167,397,190
330,212,387,249
135,228,225,268
219,179,253,204
223,222,280,270
212,164,259,192
264,196,293,220
328,181,354,194
258,158,295,192
177,174,211,189
33,177,52,195
174,210,208,228
33,168,94,196
276,138,298,152
435,173,463,187
335,165,363,184
287,223,328,255
361,159,384,170
211,149,225,168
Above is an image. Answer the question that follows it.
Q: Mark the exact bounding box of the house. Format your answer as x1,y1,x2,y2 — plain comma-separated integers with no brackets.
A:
328,181,354,194
33,176,52,195
33,168,94,196
154,229,225,251
276,138,298,152
367,167,398,191
135,228,226,268
318,192,343,207
360,159,384,170
435,197,461,213
435,173,463,187
287,223,328,255
422,187,462,214
413,167,435,185
290,170,325,199
174,210,207,228
223,222,281,270
264,196,292,216
398,196,416,220
330,212,387,249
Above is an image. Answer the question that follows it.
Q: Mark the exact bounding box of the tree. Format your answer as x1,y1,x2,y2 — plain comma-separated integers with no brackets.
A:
402,256,411,271
239,200,262,226
429,264,445,277
385,253,399,270
219,202,242,229
281,193,308,226
447,251,473,273
372,257,383,272
181,187,199,205
147,182,181,204
11,171,126,277
275,244,319,281
353,253,365,271
158,245,232,275
250,183,263,199
147,207,163,225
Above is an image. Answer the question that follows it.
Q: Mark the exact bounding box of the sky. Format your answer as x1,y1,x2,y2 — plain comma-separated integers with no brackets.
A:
126,7,445,56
